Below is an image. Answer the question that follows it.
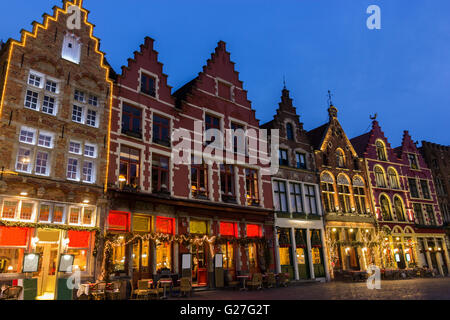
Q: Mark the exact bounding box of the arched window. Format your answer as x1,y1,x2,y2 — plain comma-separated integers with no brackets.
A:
376,140,387,161
286,123,294,141
321,172,335,213
388,168,400,189
374,166,387,188
61,33,82,64
353,176,366,214
380,195,393,221
337,174,351,213
394,196,406,221
336,149,345,168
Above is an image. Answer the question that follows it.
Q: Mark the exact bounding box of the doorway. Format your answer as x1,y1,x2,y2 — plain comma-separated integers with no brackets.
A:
191,243,207,286
34,229,61,300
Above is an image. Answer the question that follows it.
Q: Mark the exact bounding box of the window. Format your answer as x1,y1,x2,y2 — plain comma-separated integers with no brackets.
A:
72,105,83,123
39,204,51,222
231,122,245,154
119,146,140,187
19,128,36,144
336,149,345,168
1,201,18,219
296,152,307,169
16,148,32,173
45,80,57,93
69,207,81,224
279,149,289,166
290,183,303,214
35,151,49,176
141,74,156,97
376,140,387,161
53,206,65,223
304,185,317,215
380,195,393,221
38,133,53,148
388,168,400,189
82,161,95,183
394,196,406,221
245,169,259,206
67,158,79,180
220,165,235,202
42,96,56,115
408,178,419,198
205,115,220,144
74,90,85,102
86,109,97,127
121,104,142,138
218,81,231,100
375,166,387,188
337,177,352,213
420,180,431,199
273,181,288,212
408,154,419,170
28,73,42,87
353,176,366,214
436,178,446,196
84,144,97,158
61,33,81,64
25,90,39,110
425,205,436,225
414,203,424,225
286,123,294,141
0,249,24,274
153,115,170,146
321,172,335,213
191,160,208,199
83,208,95,225
69,141,82,155
19,202,33,220
88,95,98,107
151,154,169,193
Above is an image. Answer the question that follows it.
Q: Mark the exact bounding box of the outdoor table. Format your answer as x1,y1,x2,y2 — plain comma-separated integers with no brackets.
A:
236,275,249,291
159,279,173,299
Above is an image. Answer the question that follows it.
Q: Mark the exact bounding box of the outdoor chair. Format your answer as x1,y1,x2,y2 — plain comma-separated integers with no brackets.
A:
90,282,107,300
135,280,150,300
264,273,276,288
105,281,122,300
0,286,22,300
247,273,263,290
277,273,289,287
180,277,192,297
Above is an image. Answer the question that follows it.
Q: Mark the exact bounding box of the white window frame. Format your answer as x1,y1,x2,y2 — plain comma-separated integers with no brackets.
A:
82,160,95,184
19,127,37,145
37,131,54,149
69,141,83,155
16,147,33,174
34,150,51,177
67,157,80,181
24,89,40,111
84,143,97,158
68,206,82,225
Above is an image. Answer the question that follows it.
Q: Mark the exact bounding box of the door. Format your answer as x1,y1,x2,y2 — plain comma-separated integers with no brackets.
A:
296,246,310,279
430,252,439,272
312,247,326,277
248,243,259,274
35,243,59,299
191,244,207,286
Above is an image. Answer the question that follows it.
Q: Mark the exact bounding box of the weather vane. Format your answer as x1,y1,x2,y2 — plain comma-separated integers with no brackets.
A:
327,90,334,106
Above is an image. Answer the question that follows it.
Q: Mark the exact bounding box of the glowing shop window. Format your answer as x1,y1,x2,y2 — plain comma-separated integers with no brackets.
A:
190,220,208,235
2,201,18,219
248,243,258,269
39,204,51,222
68,249,87,272
279,247,291,266
132,241,149,270
296,248,306,264
156,217,174,234
221,243,235,270
20,202,33,220
112,237,126,272
0,248,24,274
53,206,65,223
312,248,322,264
69,207,80,224
156,242,171,271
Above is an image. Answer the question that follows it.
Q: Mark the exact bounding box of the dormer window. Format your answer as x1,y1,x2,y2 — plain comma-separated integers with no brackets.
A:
61,33,81,64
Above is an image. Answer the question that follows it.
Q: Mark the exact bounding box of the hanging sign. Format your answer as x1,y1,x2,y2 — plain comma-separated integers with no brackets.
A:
215,253,223,268
182,253,191,269
58,254,75,273
22,253,40,273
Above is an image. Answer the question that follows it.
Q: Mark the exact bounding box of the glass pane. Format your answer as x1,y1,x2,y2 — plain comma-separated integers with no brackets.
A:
39,204,51,222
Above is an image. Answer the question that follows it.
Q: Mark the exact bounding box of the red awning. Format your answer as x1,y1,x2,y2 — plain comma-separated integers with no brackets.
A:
68,230,91,248
0,226,29,247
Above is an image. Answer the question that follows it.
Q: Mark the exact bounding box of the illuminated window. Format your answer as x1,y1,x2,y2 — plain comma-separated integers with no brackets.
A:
221,243,235,271
321,172,335,213
69,207,81,224
245,169,259,206
112,237,126,272
16,148,32,173
353,176,366,214
191,160,208,199
119,145,140,187
388,168,400,189
0,249,24,274
220,165,235,202
156,242,171,271
82,208,95,226
376,140,387,161
375,166,387,188
394,196,406,221
19,202,33,221
1,201,18,219
337,175,351,213
67,249,87,272
380,195,393,221
336,149,345,168
408,153,419,170
39,204,51,222
61,33,81,64
52,206,65,223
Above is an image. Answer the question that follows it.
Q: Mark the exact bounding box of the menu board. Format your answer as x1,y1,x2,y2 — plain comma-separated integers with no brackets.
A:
22,253,40,273
58,254,75,273
182,253,191,269
215,254,223,268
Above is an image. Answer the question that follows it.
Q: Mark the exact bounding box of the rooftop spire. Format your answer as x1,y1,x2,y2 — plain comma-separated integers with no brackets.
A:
327,90,338,120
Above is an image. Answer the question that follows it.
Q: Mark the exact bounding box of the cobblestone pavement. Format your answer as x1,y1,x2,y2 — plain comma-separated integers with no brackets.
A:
175,278,450,300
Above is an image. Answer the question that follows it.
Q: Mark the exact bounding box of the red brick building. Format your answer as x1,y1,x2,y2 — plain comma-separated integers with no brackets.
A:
105,39,275,288
0,0,112,299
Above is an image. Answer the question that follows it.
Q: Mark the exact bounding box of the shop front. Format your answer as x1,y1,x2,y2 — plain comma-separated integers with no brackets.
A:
189,219,210,287
0,197,99,300
218,221,238,280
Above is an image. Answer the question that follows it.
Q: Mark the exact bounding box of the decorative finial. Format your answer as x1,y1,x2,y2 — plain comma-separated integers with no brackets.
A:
370,113,378,120
283,75,286,90
327,90,333,106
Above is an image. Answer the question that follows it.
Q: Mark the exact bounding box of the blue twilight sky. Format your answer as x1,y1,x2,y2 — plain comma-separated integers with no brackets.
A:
1,0,449,146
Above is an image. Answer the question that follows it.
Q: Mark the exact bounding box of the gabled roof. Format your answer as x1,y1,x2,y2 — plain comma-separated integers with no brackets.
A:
350,132,371,157
307,123,329,150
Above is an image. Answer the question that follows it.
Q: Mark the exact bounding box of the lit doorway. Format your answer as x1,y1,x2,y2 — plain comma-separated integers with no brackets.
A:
191,243,207,287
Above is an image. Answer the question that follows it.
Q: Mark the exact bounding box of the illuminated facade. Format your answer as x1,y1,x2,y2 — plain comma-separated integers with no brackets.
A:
308,103,377,278
105,39,275,289
0,0,112,300
262,88,329,281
